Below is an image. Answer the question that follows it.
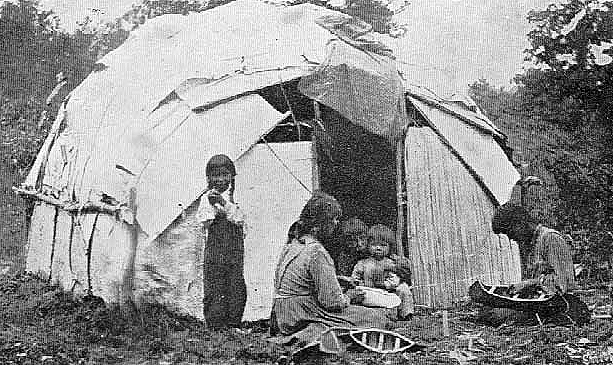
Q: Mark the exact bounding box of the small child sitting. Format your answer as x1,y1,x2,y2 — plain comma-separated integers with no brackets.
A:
351,224,415,320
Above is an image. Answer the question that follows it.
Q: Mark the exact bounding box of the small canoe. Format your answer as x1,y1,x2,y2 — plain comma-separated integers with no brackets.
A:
469,280,569,317
471,280,595,321
349,328,416,354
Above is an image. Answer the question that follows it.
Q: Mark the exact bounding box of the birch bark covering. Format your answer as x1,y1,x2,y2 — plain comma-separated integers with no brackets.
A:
27,142,313,321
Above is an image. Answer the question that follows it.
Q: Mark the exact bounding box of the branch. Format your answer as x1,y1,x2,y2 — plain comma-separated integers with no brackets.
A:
12,186,129,217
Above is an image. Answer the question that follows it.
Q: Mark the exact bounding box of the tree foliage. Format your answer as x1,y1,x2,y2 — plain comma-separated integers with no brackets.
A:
511,0,613,281
0,0,94,100
516,0,613,130
0,0,97,172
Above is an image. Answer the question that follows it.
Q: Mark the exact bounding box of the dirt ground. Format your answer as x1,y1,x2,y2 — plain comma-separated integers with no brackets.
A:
0,164,611,365
1,273,612,365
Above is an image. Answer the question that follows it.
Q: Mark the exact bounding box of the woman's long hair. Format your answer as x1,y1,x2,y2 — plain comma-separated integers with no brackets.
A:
286,220,301,244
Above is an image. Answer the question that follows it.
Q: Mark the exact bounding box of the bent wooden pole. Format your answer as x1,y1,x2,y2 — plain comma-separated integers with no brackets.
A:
395,138,405,257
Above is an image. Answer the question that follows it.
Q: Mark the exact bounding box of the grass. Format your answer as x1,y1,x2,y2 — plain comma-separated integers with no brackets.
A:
0,82,609,364
0,273,283,364
0,165,28,271
0,95,46,271
0,273,612,364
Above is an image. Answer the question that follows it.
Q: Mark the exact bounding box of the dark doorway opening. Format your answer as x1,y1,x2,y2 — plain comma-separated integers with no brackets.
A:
257,80,398,233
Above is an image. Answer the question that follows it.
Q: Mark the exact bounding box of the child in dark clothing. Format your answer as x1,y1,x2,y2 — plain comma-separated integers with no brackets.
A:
333,218,369,276
198,154,246,328
352,224,415,320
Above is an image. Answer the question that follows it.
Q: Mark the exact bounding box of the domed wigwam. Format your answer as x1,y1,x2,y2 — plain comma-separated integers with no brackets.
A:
17,0,520,319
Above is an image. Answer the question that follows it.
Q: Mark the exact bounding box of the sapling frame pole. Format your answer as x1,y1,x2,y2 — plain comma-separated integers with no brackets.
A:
396,137,406,257
312,101,322,191
120,187,138,317
13,186,123,215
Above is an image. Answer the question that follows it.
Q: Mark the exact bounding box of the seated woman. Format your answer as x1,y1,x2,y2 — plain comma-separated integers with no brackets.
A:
270,191,391,348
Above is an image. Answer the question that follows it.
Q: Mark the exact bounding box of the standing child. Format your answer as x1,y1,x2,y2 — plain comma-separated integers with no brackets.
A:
351,224,415,320
198,154,246,328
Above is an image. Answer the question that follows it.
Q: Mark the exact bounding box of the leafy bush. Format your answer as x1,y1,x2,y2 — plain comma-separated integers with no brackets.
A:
472,0,613,285
0,97,47,173
468,79,567,227
470,0,613,283
516,0,613,284
0,0,96,175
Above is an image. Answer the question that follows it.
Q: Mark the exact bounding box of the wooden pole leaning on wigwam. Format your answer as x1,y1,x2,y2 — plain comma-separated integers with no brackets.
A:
120,187,139,318
312,101,321,191
12,186,122,215
15,186,140,316
395,137,405,258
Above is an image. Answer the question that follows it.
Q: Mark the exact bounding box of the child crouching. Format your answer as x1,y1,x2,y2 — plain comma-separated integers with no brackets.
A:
351,224,415,320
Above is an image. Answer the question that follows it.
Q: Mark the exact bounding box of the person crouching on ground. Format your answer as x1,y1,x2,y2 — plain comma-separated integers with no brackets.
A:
476,203,590,326
198,154,246,329
351,224,415,320
491,203,576,295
